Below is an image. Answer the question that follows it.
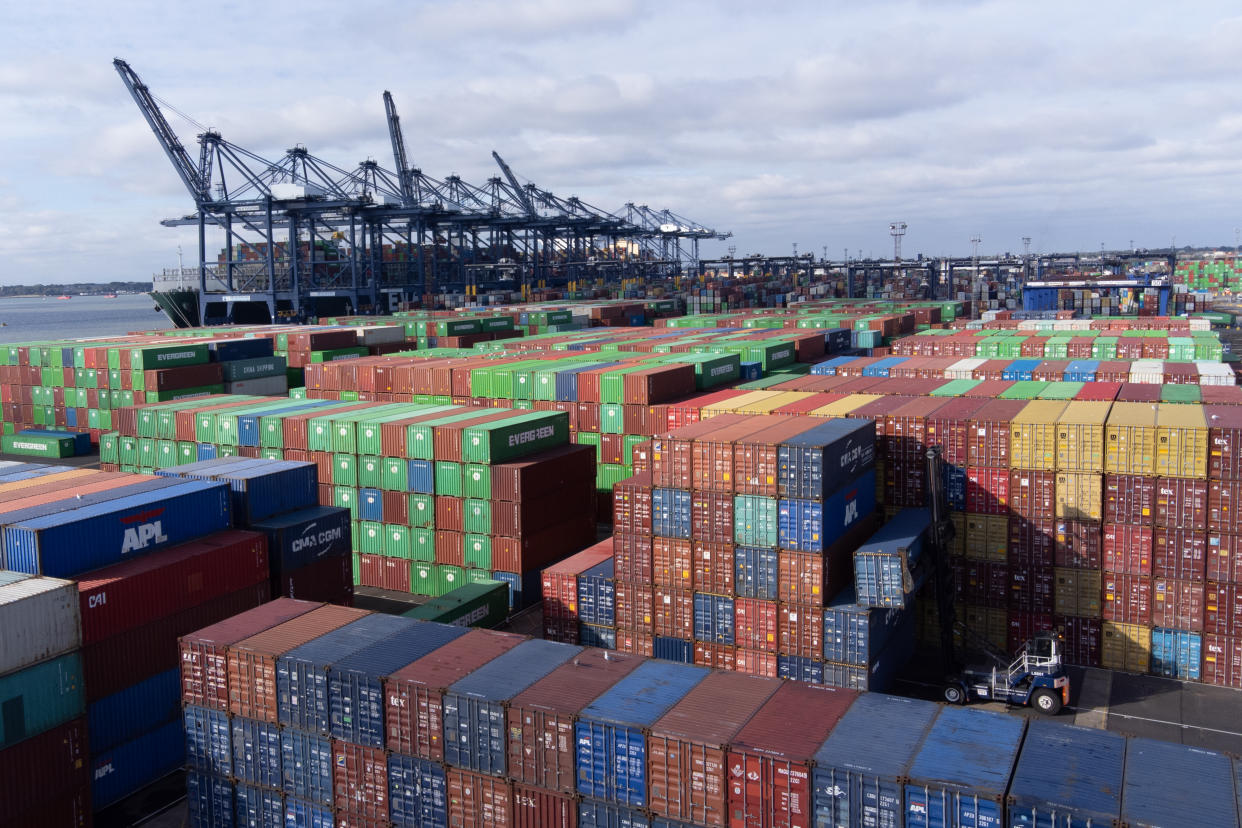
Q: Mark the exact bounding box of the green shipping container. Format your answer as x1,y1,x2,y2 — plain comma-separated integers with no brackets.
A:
0,653,84,750
734,495,778,548
434,564,465,597
333,454,357,487
464,535,492,569
357,456,384,489
129,343,209,371
464,499,491,535
408,495,434,528
463,465,491,500
358,521,384,555
99,432,120,464
2,433,76,458
461,411,569,464
435,461,463,497
385,524,411,559
402,580,509,628
409,528,435,561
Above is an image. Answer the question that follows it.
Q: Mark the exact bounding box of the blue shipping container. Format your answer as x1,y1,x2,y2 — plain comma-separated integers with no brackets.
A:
853,507,931,608
693,592,735,645
284,796,334,828
1008,720,1124,828
88,667,180,753
1150,627,1202,680
580,622,618,650
904,706,1027,828
359,488,383,522
862,356,906,378
1002,359,1041,382
820,627,913,693
777,655,824,684
777,417,876,500
578,797,652,828
235,782,283,828
578,559,616,626
0,651,84,749
209,337,275,361
810,356,859,376
388,752,448,828
187,770,235,828
653,636,694,663
91,716,185,809
1064,360,1099,383
734,546,779,600
184,704,232,776
328,619,470,746
777,468,876,553
1122,737,1239,827
239,402,326,447
232,715,283,790
250,506,352,572
280,727,334,806
443,638,582,775
408,460,435,494
3,479,232,577
492,568,541,610
822,588,909,665
575,661,709,805
277,614,411,732
814,694,942,828
652,488,692,539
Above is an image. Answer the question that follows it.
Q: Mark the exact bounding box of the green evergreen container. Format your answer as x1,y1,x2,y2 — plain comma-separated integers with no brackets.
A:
404,580,510,628
461,411,569,463
2,433,75,458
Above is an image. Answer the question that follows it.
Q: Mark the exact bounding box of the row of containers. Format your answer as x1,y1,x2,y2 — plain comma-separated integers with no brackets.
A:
99,399,596,610
890,328,1226,361
176,601,1242,828
813,354,1236,386
0,454,354,821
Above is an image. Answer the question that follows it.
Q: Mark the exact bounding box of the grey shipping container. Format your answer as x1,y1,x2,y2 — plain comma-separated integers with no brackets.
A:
1008,719,1125,828
0,574,81,677
853,507,931,608
1121,737,1240,828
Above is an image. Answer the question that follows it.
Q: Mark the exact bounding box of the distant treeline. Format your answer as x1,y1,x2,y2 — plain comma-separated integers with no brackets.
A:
0,282,150,297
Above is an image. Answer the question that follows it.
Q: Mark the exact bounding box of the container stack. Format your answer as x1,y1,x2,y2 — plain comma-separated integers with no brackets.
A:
1205,405,1242,687
540,538,616,646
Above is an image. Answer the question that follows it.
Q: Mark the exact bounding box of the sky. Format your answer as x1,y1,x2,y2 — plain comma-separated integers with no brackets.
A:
2,1,1242,284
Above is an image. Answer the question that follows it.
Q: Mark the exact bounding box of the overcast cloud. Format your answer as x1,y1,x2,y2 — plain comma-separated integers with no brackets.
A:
2,0,1241,284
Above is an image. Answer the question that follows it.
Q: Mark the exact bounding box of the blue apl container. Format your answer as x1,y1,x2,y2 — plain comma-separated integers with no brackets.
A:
186,770,234,828
277,614,410,732
777,468,876,553
578,797,652,828
0,478,186,532
777,417,876,500
904,706,1027,828
443,638,583,775
693,592,735,645
822,588,910,666
3,479,232,577
1122,738,1238,827
250,506,351,573
734,546,779,600
231,716,283,790
387,752,448,828
91,716,185,809
777,655,824,684
184,704,232,777
652,488,692,539
575,661,709,805
853,507,931,608
578,559,616,626
234,782,283,827
814,693,940,827
280,728,334,806
1150,627,1202,680
284,796,334,827
328,620,470,746
88,668,180,753
1008,720,1124,828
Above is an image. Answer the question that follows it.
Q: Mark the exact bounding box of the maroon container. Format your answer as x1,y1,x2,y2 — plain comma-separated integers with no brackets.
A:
0,716,88,824
1008,611,1054,653
1008,566,1054,614
385,629,527,760
279,552,353,605
653,538,693,590
448,767,513,828
1054,520,1103,569
734,419,822,496
435,496,464,533
651,415,751,489
1202,633,1242,688
382,490,408,525
614,533,654,585
1008,517,1056,569
1208,479,1242,534
1104,474,1156,526
648,671,782,827
1204,582,1242,637
967,399,1027,468
962,561,1008,609
693,641,736,668
1056,614,1102,667
693,418,770,493
1151,578,1206,631
965,467,1009,515
575,402,601,433
613,473,654,536
623,364,696,405
382,557,412,593
491,516,595,574
1154,477,1208,531
1152,527,1207,581
492,487,593,538
777,602,822,658
511,783,576,828
598,433,626,465
776,548,843,609
617,629,654,656
507,648,643,794
735,598,779,653
1102,524,1154,575
359,554,385,589
925,398,990,465
693,542,735,597
1009,469,1056,521
653,587,694,639
143,361,224,392
1102,573,1152,625
1206,404,1242,480
1207,532,1242,584
333,740,388,822
884,456,927,507
690,490,734,546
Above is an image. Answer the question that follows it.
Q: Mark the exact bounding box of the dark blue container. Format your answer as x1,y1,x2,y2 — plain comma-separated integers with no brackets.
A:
328,619,470,746
1150,627,1202,680
578,559,616,626
693,592,735,644
819,633,912,693
575,660,709,805
3,479,232,577
91,716,185,809
822,588,910,666
443,638,583,775
776,655,823,683
197,442,217,461
283,796,334,827
825,328,853,353
1122,737,1238,827
652,488,692,539
408,460,435,494
853,507,931,608
944,465,967,511
556,362,620,402
492,568,541,610
1002,359,1041,382
777,469,876,553
734,546,779,600
186,770,234,828
231,715,282,789
578,797,652,828
277,613,410,732
250,506,352,573
740,361,763,381
904,706,1027,828
777,417,876,500
88,667,180,753
234,782,283,828
580,622,618,650
1008,720,1124,828
653,636,694,663
813,694,940,828
387,752,448,828
359,488,383,522
184,704,232,776
209,460,318,524
280,727,334,806
208,337,275,361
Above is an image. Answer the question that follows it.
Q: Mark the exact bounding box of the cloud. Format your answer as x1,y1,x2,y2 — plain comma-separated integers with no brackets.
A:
410,0,640,39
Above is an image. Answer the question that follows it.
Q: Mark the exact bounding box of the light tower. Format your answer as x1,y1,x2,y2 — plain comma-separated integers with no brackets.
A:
971,235,982,260
890,222,907,261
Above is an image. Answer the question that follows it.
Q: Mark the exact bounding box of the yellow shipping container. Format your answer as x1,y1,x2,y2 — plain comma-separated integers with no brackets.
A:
1100,620,1151,673
702,390,781,416
1054,567,1102,618
1105,402,1158,475
1055,401,1112,472
1010,401,1068,471
985,515,1009,562
1055,472,1104,521
962,604,1008,651
808,393,881,418
1155,403,1209,479
733,391,814,415
949,512,968,557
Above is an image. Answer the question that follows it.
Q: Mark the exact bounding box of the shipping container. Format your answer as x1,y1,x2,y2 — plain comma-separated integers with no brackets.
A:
777,417,876,501
280,726,334,806
822,587,910,665
91,715,184,809
1121,737,1239,827
0,651,83,750
447,766,513,828
854,508,930,608
388,752,449,828
231,714,283,790
1008,719,1124,828
0,716,88,825
333,739,389,821
0,574,80,677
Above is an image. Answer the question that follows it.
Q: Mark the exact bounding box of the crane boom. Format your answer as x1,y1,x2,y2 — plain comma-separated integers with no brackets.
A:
492,151,538,218
383,91,414,205
112,58,208,203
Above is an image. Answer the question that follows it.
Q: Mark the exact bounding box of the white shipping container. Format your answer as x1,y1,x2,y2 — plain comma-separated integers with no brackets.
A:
0,574,81,676
353,324,406,346
1128,359,1165,384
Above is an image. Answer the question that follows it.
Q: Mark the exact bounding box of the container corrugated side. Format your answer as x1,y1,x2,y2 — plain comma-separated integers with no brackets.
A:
0,716,88,825
91,715,184,809
1121,737,1238,827
1007,719,1124,828
0,651,84,750
0,574,81,676
388,752,448,827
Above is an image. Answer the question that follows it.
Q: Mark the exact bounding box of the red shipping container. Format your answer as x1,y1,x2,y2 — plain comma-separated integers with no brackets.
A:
1056,614,1102,667
1154,477,1207,531
382,557,412,593
653,538,694,589
631,440,652,475
512,782,576,828
1151,578,1206,631
0,716,88,825
359,554,385,589
694,542,735,596
1008,469,1056,521
1101,573,1152,625
652,415,751,489
1008,517,1056,569
614,533,654,584
1054,520,1103,569
542,541,613,642
179,598,322,711
727,682,857,828
777,603,822,658
1104,474,1156,526
963,561,1009,609
965,467,1009,515
448,768,512,828
1209,479,1242,534
615,581,654,631
1204,582,1242,637
1207,532,1242,584
1201,633,1242,688
1151,526,1207,581
1102,524,1153,575
227,604,368,722
491,517,595,574
735,598,779,653
385,629,526,760
333,740,388,822
1008,611,1054,654
1008,567,1055,614
648,671,783,826
734,419,821,496
654,586,694,639
612,473,653,535
691,490,735,546
693,419,762,492
967,400,1027,468
616,629,654,656
694,641,736,669
1206,404,1242,480
507,649,643,794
